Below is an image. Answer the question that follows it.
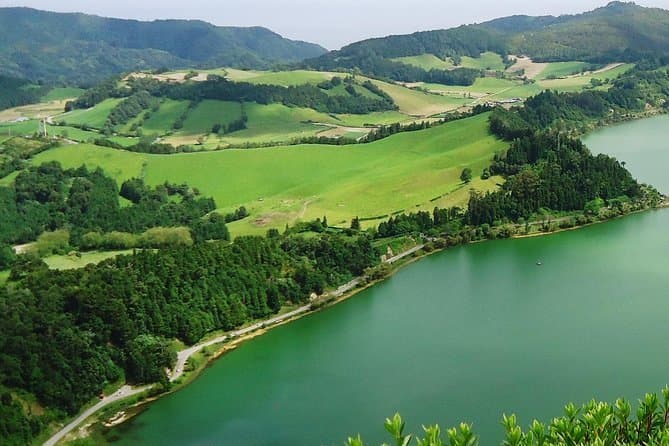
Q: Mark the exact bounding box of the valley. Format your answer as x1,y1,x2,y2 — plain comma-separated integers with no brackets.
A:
0,2,669,445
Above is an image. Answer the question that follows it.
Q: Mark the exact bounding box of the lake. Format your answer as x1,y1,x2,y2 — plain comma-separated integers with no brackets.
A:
111,115,669,445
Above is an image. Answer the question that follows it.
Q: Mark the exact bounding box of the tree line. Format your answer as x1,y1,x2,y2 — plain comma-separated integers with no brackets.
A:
66,74,399,116
0,162,230,267
0,231,378,444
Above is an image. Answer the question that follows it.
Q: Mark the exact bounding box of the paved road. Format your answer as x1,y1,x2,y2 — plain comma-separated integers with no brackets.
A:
170,276,367,381
385,244,424,264
43,246,423,445
43,385,151,446
170,303,312,382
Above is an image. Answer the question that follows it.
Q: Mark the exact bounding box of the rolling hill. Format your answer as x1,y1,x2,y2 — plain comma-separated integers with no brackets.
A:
0,7,327,84
304,2,669,79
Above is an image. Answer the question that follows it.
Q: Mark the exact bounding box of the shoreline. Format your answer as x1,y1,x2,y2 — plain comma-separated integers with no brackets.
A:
46,203,668,445
61,204,663,445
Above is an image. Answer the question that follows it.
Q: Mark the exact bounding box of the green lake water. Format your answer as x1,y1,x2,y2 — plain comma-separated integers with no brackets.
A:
111,115,669,445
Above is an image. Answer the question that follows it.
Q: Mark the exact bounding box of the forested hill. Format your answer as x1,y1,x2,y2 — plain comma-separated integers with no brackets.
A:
304,2,669,76
0,8,326,85
493,1,669,62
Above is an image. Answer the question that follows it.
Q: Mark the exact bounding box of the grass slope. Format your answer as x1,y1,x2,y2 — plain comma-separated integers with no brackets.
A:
392,54,455,70
32,143,147,184
459,52,506,70
141,99,190,135
536,62,590,80
59,98,123,129
42,87,85,102
180,100,242,135
538,63,634,92
44,250,133,270
33,113,504,236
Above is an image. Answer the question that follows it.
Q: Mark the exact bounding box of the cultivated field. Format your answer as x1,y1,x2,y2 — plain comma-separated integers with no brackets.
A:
32,113,505,236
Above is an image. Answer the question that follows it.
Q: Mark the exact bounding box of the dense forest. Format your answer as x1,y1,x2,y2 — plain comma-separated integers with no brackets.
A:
0,75,48,111
306,2,669,81
0,162,227,264
0,232,377,445
0,8,326,84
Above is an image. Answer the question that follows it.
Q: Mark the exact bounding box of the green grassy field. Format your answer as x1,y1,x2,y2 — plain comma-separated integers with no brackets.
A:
420,77,542,102
0,270,8,285
58,98,123,129
32,113,505,236
225,69,334,86
0,171,19,187
536,62,590,80
42,87,85,102
0,119,42,136
392,54,455,70
141,99,190,135
180,100,243,135
392,52,505,72
460,52,506,71
370,80,469,116
44,250,132,270
538,64,634,92
32,143,147,184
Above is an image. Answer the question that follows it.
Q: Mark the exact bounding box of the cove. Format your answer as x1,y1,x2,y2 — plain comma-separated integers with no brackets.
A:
110,115,669,445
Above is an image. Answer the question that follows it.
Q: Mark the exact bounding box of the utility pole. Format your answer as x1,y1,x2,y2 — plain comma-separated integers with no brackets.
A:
39,117,48,138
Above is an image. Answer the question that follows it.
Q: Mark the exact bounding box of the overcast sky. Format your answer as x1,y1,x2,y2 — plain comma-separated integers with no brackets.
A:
2,0,669,49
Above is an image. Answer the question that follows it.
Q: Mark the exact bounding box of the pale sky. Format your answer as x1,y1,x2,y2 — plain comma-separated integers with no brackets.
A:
2,0,669,49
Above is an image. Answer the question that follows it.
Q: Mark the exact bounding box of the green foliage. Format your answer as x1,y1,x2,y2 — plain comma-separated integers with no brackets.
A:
128,75,398,115
0,243,16,269
105,91,156,130
460,168,472,183
0,390,44,446
0,232,377,438
349,387,669,445
125,335,176,384
31,229,70,257
0,163,219,247
0,8,326,84
0,75,48,111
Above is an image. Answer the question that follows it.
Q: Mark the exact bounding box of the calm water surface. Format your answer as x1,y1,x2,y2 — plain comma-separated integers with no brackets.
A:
112,115,669,445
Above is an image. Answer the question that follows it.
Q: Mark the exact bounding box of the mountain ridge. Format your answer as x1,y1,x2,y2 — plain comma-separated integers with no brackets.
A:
0,7,327,85
304,2,669,76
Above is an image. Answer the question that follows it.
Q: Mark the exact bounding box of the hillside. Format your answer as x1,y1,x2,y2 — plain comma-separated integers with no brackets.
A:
304,2,669,80
500,2,669,61
0,7,326,84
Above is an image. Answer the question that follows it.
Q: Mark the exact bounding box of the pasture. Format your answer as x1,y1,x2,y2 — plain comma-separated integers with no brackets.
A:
32,143,147,184
32,113,505,236
180,100,243,135
538,63,634,91
44,250,133,270
234,70,334,86
58,98,123,129
140,99,191,135
392,54,455,70
536,62,590,80
460,52,506,71
42,87,85,102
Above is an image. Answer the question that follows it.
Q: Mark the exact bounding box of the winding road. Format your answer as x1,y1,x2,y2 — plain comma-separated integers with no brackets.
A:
42,244,424,445
43,385,151,446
